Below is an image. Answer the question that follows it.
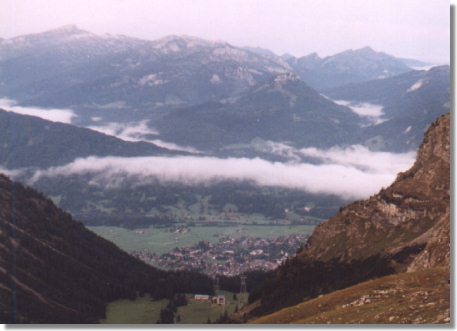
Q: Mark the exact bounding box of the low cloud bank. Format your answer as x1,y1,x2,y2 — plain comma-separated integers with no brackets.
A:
299,145,415,173
30,147,416,199
255,141,415,173
0,98,76,124
0,166,25,179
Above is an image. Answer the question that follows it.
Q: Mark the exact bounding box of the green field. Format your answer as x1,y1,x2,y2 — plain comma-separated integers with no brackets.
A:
101,291,248,324
101,295,168,324
88,224,315,255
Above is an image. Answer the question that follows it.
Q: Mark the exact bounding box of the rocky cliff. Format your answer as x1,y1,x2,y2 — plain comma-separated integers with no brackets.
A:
303,112,450,267
250,113,450,316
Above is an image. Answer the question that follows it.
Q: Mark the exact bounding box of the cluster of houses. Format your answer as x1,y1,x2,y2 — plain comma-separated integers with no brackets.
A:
132,233,309,277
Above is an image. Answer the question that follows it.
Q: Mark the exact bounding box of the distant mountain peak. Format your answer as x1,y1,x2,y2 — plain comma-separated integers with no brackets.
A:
38,25,93,37
304,52,321,59
152,34,226,51
356,46,376,54
5,25,93,45
51,24,83,33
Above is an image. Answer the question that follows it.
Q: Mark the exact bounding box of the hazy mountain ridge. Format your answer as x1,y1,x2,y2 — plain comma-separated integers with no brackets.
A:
0,26,448,157
247,113,450,318
0,26,433,128
156,72,362,152
327,65,450,152
0,109,178,168
285,47,412,90
0,26,290,124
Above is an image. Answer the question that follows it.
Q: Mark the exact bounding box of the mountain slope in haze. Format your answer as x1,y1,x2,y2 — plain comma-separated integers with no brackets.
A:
31,177,344,228
326,65,450,152
0,26,290,124
286,47,411,90
156,73,362,153
0,109,178,168
248,113,450,317
0,174,213,323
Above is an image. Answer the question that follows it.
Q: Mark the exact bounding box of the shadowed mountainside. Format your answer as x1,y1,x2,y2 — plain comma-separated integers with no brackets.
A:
0,174,213,323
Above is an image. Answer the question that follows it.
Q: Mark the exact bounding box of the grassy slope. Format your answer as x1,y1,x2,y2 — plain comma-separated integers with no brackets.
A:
252,267,450,324
101,291,249,324
101,296,168,324
177,291,246,324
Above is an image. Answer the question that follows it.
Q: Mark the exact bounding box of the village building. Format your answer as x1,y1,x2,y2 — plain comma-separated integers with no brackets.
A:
194,294,210,302
211,295,226,305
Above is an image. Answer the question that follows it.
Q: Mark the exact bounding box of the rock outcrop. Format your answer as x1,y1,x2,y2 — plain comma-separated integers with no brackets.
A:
303,112,450,268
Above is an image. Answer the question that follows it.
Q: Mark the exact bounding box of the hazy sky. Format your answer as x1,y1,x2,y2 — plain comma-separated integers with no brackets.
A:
0,0,450,63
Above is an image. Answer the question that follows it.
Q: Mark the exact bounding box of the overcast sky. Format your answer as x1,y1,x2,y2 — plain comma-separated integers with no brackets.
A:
0,0,450,63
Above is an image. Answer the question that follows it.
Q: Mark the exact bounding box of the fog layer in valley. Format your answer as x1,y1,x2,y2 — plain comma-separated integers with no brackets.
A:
30,147,415,200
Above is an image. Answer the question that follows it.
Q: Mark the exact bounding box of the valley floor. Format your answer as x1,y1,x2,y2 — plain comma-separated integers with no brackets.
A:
101,291,248,324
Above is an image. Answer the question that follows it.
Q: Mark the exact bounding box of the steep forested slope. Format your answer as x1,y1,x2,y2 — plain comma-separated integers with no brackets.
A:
0,174,213,323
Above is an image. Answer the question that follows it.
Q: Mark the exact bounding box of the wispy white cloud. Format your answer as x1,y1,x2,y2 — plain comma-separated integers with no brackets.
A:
0,98,77,124
149,140,202,154
299,145,415,173
88,120,159,141
87,118,201,154
88,121,201,154
333,100,387,126
30,147,416,199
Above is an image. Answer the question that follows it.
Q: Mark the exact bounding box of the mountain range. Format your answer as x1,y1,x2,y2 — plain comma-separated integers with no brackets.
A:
284,47,412,90
0,26,450,229
0,26,449,156
0,25,289,125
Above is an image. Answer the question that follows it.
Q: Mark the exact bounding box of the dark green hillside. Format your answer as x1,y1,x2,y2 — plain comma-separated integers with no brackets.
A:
32,177,343,228
0,174,213,323
0,109,177,168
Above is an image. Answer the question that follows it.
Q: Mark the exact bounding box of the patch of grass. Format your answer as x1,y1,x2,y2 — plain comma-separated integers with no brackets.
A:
177,291,247,324
101,295,168,324
101,291,249,324
252,267,450,324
